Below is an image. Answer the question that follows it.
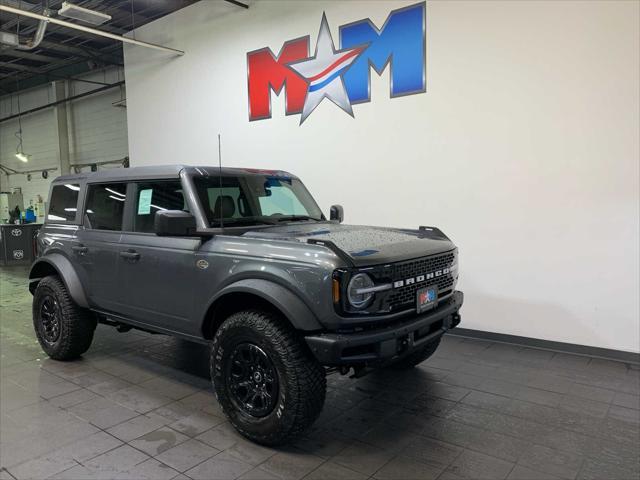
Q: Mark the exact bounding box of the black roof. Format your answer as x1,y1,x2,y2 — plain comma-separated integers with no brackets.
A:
52,165,297,183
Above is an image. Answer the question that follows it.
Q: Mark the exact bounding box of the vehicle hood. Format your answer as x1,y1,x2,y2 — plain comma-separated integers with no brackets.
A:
242,222,456,267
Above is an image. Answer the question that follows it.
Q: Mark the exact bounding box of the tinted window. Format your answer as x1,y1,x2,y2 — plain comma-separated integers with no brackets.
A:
133,181,186,233
84,183,126,231
193,175,322,227
48,183,80,222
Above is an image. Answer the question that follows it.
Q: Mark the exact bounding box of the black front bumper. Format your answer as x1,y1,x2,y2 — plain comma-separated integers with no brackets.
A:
305,291,463,366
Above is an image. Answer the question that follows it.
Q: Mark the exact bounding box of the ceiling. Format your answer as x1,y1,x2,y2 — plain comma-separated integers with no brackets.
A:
0,0,202,95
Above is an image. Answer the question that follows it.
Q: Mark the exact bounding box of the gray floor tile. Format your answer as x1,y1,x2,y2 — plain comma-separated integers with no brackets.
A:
333,441,395,476
518,444,583,479
67,397,139,429
577,457,638,480
373,456,443,480
446,450,514,479
155,438,218,472
258,450,325,480
401,436,463,469
169,411,226,436
238,466,281,480
106,385,173,413
196,423,243,451
106,413,168,442
612,391,640,410
48,388,98,408
185,451,253,480
507,465,561,479
461,390,511,411
224,438,277,466
129,426,190,456
569,382,616,403
7,454,78,480
303,462,367,480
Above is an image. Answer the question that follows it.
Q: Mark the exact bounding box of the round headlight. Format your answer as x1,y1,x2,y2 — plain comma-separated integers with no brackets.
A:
347,273,375,309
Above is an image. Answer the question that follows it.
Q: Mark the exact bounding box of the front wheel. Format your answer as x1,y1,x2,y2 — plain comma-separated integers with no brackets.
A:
210,310,326,446
32,276,96,360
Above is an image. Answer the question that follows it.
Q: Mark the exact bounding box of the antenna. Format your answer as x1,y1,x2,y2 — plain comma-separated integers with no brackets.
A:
217,133,224,228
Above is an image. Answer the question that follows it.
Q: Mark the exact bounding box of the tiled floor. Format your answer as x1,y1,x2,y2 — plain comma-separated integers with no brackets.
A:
1,266,639,480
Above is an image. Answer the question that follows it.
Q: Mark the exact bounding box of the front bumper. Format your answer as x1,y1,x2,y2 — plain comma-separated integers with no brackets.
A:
305,291,463,366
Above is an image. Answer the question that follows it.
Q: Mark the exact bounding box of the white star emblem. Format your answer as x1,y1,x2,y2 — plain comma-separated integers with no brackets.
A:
288,13,365,124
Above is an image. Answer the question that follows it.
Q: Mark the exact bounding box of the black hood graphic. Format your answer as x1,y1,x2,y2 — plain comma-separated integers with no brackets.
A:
243,223,456,267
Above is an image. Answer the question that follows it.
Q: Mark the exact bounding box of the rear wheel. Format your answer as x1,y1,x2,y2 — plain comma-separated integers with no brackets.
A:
33,276,96,360
211,310,326,446
390,337,441,370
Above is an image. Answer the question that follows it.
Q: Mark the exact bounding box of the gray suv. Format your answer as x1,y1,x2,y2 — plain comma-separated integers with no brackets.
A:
29,165,463,445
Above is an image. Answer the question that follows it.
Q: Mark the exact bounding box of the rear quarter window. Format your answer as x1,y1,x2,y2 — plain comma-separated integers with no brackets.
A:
47,184,80,223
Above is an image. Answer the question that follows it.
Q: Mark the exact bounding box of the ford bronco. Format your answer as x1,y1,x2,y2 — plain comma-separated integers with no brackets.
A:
29,165,463,445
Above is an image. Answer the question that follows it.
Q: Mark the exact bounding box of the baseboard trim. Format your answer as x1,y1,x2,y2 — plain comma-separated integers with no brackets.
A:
448,328,640,365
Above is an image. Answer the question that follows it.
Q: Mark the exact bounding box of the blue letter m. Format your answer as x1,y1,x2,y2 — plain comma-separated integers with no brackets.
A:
340,2,425,104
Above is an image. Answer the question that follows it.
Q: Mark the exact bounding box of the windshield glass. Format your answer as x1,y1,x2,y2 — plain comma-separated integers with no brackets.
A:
193,174,323,227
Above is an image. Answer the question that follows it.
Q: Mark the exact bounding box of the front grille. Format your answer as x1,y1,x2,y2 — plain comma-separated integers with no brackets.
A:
368,251,457,313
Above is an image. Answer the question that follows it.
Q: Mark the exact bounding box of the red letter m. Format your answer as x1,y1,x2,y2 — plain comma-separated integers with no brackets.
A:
247,37,309,121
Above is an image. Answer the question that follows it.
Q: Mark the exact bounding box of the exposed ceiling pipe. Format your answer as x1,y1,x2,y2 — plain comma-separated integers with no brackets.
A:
15,8,50,51
0,4,185,56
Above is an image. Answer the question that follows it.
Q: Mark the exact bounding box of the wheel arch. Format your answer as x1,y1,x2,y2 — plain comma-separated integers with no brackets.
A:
29,254,89,308
201,279,323,340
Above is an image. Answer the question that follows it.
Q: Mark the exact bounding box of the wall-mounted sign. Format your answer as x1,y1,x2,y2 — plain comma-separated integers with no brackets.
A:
247,2,425,124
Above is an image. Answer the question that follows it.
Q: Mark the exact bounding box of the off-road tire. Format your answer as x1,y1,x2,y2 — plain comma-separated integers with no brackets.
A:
32,275,96,361
210,310,326,446
390,337,441,370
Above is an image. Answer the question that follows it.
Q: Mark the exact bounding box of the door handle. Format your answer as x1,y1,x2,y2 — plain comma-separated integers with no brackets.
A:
119,250,141,261
72,245,88,255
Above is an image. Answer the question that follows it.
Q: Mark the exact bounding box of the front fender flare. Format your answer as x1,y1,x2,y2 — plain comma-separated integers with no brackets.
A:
29,254,89,308
205,279,323,332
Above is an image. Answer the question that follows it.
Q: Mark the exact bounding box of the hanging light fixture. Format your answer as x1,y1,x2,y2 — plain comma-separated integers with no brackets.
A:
14,89,30,163
15,152,30,163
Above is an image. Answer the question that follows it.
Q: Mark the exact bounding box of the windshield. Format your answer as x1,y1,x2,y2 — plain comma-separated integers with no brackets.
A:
193,174,324,227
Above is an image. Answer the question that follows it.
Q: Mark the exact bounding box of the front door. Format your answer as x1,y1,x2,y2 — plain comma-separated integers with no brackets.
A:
117,181,200,335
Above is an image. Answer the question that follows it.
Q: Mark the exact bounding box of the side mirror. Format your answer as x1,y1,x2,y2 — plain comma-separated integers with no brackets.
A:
154,210,197,236
330,204,344,223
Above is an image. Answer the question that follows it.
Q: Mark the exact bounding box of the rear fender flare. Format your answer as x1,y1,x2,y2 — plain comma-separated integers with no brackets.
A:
29,254,89,308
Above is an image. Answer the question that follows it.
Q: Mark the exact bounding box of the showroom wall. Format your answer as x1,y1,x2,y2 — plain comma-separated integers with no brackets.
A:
0,67,128,212
124,0,639,353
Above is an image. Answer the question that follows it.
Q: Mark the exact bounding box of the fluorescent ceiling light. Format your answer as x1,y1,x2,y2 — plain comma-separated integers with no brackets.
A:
58,2,111,26
15,152,29,162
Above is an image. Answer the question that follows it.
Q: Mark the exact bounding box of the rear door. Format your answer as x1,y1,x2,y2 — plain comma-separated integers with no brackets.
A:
117,180,200,335
75,182,128,312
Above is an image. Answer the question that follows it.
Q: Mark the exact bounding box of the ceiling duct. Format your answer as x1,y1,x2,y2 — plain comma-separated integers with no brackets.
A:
57,2,111,26
0,8,50,51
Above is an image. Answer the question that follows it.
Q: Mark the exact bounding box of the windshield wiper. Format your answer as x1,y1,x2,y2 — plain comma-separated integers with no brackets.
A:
213,218,278,226
274,215,320,223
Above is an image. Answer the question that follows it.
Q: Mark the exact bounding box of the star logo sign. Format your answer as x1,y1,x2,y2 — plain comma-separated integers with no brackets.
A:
288,14,365,124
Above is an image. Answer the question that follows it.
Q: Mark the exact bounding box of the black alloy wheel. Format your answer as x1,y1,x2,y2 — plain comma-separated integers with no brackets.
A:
39,295,61,344
226,342,279,417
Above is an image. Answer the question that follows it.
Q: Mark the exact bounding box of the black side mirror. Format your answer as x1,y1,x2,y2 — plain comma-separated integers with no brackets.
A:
330,205,344,223
154,210,197,236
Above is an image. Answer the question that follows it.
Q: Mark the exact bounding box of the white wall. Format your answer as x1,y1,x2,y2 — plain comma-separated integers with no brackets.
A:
124,0,639,353
0,67,129,213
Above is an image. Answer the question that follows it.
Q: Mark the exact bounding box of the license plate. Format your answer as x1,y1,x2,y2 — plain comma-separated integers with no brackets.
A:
417,286,438,313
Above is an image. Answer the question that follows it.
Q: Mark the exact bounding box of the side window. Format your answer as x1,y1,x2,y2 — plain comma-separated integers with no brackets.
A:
48,183,80,222
84,183,126,231
133,181,186,233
